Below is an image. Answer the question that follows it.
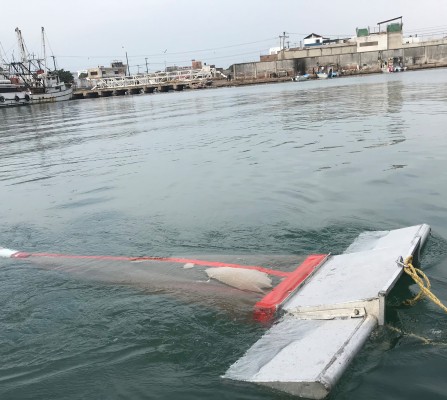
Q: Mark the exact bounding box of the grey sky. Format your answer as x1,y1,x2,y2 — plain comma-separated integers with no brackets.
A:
1,0,446,73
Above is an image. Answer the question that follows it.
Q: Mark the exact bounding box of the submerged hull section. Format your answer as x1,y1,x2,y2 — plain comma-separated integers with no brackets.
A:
0,251,309,317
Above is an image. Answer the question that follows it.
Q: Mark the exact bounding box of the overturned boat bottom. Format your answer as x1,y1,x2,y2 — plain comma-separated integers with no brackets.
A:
224,224,431,398
0,224,431,398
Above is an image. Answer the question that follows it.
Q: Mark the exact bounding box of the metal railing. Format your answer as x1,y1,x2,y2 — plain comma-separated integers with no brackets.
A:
90,68,223,90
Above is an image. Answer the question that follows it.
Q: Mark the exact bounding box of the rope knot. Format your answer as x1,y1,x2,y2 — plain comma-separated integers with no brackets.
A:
400,255,447,313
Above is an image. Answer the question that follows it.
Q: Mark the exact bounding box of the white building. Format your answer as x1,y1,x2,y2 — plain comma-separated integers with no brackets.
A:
303,33,329,47
87,61,127,79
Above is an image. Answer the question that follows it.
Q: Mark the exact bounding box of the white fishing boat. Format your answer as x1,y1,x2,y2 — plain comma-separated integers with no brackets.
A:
27,70,73,103
0,223,442,399
7,27,72,104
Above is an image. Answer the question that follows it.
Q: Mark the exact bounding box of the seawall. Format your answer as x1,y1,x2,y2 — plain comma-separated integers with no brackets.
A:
232,39,447,79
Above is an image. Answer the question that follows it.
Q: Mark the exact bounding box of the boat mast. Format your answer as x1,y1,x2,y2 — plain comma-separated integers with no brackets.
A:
41,27,47,72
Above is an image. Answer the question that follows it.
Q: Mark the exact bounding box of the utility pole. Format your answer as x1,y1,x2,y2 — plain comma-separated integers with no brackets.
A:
145,57,148,73
279,31,289,50
278,31,289,60
123,46,130,76
126,52,130,76
163,49,167,72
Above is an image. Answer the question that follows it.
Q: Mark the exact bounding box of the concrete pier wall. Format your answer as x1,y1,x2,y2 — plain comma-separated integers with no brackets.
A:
233,40,447,78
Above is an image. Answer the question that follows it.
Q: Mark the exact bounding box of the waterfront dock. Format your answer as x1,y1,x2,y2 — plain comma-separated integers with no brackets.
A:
71,76,296,100
72,83,187,99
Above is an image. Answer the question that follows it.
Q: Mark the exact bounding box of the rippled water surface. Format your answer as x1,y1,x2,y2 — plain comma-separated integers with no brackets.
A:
1,70,447,399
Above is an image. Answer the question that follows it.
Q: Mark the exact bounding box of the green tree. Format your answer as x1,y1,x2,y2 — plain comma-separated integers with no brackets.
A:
56,69,74,83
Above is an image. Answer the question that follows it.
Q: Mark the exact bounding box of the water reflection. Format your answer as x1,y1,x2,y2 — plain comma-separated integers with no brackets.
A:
386,80,404,114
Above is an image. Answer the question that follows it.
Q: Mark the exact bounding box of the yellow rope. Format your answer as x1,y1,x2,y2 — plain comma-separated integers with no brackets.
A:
402,256,447,313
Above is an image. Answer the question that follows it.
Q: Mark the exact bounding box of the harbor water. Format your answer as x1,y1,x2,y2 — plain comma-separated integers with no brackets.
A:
1,69,447,399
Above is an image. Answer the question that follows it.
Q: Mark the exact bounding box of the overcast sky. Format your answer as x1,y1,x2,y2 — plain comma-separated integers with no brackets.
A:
1,0,447,73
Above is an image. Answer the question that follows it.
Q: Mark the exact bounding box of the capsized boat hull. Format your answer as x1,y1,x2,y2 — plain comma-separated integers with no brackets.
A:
224,224,431,398
0,224,432,398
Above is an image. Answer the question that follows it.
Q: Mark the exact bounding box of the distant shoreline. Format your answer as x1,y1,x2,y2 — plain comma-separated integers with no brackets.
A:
71,63,447,100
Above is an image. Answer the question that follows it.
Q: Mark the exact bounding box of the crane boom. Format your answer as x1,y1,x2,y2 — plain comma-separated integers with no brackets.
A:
15,27,28,64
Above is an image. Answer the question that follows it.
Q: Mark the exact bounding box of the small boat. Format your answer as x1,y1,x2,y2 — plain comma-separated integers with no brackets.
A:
0,73,32,107
381,58,407,73
316,68,337,79
292,74,310,82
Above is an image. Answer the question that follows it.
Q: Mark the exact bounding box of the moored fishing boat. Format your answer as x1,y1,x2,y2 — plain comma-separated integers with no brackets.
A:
7,27,72,104
26,70,73,103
